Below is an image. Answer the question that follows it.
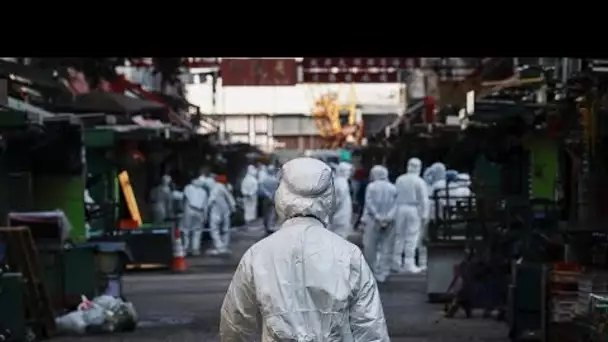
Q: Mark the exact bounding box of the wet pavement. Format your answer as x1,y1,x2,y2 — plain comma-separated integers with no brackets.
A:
55,221,509,342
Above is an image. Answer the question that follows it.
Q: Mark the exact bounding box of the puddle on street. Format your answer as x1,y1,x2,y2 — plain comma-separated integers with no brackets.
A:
137,314,195,328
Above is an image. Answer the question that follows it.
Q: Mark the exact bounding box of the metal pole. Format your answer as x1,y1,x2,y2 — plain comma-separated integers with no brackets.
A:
212,71,218,115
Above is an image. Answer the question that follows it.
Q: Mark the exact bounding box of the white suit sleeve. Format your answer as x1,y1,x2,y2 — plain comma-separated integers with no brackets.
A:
363,185,378,220
208,187,219,207
220,252,260,342
241,177,258,197
419,181,430,221
349,250,390,342
385,190,397,222
201,192,209,219
225,187,237,212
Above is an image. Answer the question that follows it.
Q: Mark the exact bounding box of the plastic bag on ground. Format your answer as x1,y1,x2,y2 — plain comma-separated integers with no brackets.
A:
81,303,108,327
93,295,123,312
93,295,138,332
55,311,87,334
55,295,138,335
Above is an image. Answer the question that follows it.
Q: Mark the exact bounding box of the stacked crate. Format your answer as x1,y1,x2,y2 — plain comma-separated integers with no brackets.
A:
550,266,581,323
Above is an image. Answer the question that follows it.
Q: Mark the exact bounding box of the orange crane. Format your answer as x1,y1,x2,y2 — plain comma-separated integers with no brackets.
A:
310,84,364,148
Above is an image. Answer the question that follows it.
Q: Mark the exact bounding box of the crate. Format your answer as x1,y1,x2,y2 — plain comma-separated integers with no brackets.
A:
552,299,577,313
551,310,576,323
551,271,581,284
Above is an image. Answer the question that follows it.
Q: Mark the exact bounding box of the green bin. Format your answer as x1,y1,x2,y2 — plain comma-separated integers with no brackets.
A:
38,246,98,311
0,273,26,340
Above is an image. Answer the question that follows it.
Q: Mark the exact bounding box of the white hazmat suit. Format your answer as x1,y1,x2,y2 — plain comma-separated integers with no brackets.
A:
259,165,279,234
330,162,353,238
425,163,447,220
150,175,173,224
84,189,99,238
206,177,237,255
241,165,259,223
339,161,354,179
220,157,389,342
180,177,208,255
257,164,268,183
393,158,429,273
362,165,397,283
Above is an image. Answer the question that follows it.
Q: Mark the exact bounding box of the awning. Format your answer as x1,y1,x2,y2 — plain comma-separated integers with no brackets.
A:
0,61,62,90
54,91,167,115
362,114,399,137
8,97,55,119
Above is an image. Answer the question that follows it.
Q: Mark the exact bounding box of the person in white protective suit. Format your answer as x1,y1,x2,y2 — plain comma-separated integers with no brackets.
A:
362,165,397,283
206,175,237,255
180,177,208,256
150,174,173,223
339,161,355,197
241,165,259,223
339,160,354,178
424,162,447,220
393,158,429,274
84,189,100,238
257,164,268,182
220,157,389,342
330,162,353,238
259,164,280,235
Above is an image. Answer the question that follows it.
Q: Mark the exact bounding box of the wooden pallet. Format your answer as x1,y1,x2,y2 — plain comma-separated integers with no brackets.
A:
0,226,56,338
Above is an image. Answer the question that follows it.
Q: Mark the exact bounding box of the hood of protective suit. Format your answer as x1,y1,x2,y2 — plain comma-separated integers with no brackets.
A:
266,164,276,175
192,176,206,187
338,161,353,179
275,157,335,227
425,162,446,185
161,175,172,185
370,165,389,181
247,165,257,177
203,176,216,189
336,162,351,179
407,158,422,175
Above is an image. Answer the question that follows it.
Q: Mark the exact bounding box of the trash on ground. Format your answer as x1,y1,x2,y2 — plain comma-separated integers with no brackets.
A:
55,295,137,335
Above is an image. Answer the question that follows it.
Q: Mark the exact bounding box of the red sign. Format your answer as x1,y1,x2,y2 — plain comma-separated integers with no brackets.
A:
302,71,399,83
220,58,297,86
129,58,220,68
302,58,414,70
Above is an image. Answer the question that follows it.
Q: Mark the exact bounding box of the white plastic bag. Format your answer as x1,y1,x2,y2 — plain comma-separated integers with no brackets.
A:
55,311,87,334
92,295,138,332
93,295,123,312
81,303,108,327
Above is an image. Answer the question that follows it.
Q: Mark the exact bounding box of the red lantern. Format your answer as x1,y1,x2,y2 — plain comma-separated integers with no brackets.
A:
423,96,436,123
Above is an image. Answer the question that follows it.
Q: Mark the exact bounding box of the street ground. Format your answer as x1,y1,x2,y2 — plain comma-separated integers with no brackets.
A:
56,221,509,342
